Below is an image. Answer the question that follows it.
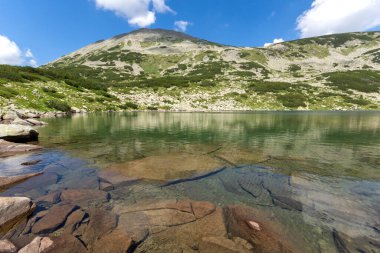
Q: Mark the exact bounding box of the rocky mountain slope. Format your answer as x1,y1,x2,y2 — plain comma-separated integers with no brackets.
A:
1,29,380,111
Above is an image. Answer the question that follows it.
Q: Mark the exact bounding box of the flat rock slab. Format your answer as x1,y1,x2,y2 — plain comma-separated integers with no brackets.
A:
92,229,133,253
107,153,225,181
0,197,34,235
31,204,78,234
60,189,109,206
0,125,39,142
0,172,43,191
0,140,42,156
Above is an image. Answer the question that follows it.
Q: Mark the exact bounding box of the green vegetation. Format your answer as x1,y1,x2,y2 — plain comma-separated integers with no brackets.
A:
277,93,307,108
0,85,19,99
120,101,139,110
250,81,292,93
45,99,71,112
292,32,373,47
323,70,380,93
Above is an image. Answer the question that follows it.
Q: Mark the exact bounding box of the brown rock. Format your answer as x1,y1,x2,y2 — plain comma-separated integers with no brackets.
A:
31,204,78,234
81,208,117,247
106,153,224,181
99,181,114,191
63,210,86,234
46,235,86,253
0,239,17,253
36,192,61,206
223,205,301,253
191,201,216,219
60,189,109,206
92,229,133,253
98,170,138,187
18,237,54,253
199,236,252,253
0,172,43,191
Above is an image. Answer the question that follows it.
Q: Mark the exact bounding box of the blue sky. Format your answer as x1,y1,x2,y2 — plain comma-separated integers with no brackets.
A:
0,0,379,65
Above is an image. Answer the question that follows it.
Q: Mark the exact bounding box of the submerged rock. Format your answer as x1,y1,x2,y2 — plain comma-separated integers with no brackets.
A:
31,203,79,234
107,153,225,181
0,172,43,191
0,125,39,142
0,197,35,235
223,205,301,253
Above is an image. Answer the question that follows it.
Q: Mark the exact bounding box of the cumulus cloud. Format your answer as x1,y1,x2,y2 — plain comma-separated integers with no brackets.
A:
0,35,37,66
174,20,190,32
297,0,380,38
94,0,175,27
263,38,284,48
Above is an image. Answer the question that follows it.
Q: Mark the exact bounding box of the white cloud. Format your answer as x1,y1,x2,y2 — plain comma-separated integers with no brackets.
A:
263,38,284,48
0,35,37,66
174,20,190,32
297,0,380,38
94,0,175,27
25,49,34,58
152,0,175,14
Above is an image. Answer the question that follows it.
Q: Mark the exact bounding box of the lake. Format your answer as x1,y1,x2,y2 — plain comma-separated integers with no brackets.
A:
1,111,379,252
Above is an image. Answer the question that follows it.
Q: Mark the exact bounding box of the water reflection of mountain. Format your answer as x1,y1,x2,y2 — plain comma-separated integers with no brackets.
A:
38,112,380,179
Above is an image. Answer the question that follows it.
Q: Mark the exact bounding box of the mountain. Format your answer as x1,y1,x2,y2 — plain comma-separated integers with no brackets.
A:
1,29,380,111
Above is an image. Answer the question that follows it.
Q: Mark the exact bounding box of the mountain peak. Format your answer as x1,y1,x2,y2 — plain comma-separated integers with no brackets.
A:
110,28,205,43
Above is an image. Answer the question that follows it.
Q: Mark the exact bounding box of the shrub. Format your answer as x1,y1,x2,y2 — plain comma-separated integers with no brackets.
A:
45,99,71,112
288,64,301,72
120,101,138,110
277,93,307,108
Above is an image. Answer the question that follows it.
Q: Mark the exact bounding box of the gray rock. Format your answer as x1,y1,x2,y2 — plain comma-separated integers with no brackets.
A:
0,125,39,142
11,118,33,126
25,119,47,126
0,197,35,233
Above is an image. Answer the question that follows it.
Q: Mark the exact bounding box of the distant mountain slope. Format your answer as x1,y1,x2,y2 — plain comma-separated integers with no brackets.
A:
1,29,379,111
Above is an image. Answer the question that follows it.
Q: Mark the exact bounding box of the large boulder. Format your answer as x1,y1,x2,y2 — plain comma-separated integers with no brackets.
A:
0,125,39,142
0,197,35,235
